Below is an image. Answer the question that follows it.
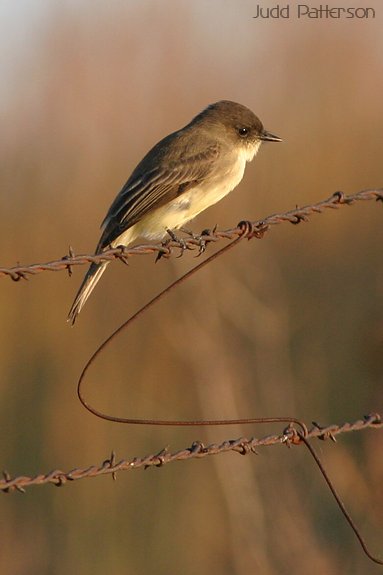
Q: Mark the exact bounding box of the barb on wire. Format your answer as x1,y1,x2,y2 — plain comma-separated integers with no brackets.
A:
1,413,381,493
1,188,382,281
3,413,382,564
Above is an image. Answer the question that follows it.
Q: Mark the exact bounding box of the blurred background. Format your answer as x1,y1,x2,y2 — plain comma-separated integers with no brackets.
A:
1,0,383,573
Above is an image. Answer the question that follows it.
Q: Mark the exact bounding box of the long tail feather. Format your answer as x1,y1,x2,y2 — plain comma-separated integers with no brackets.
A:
67,262,108,325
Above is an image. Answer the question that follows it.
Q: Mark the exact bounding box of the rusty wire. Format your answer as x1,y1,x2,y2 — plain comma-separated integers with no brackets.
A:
2,189,383,564
1,413,381,493
1,188,382,281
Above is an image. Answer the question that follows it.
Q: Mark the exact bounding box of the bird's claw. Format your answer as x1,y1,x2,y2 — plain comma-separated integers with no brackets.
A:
180,226,217,256
165,228,190,258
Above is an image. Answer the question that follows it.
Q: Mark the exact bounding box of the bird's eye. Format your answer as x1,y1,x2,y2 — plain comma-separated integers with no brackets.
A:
238,127,249,137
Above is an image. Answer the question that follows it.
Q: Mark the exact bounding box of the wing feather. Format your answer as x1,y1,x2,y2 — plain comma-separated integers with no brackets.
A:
97,144,220,250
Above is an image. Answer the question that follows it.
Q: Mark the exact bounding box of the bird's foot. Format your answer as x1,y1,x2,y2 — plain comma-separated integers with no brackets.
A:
180,226,217,256
155,229,191,261
166,228,191,258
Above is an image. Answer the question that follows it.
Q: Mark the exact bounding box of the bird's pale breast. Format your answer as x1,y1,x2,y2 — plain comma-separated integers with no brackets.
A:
112,143,259,247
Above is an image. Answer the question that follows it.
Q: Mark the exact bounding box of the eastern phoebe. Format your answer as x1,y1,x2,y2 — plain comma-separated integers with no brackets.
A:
68,100,281,324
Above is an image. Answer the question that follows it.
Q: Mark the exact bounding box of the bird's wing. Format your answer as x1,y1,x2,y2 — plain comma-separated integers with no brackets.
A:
97,144,220,250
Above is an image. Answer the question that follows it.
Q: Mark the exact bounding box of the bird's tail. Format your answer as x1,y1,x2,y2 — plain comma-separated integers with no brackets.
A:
67,261,108,325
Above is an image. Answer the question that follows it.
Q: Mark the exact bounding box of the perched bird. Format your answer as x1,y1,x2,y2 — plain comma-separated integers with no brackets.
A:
68,100,281,324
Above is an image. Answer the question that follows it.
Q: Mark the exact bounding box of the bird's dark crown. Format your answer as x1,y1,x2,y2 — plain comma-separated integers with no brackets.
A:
194,100,264,136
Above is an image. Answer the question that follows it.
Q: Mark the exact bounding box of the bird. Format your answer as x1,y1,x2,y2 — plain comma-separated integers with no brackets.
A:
68,100,281,324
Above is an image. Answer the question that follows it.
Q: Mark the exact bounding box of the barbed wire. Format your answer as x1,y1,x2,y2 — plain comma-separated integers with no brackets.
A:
2,189,383,564
2,413,381,494
1,188,382,282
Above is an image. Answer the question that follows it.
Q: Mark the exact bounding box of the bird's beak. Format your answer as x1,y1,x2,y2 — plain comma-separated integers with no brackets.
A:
261,130,283,142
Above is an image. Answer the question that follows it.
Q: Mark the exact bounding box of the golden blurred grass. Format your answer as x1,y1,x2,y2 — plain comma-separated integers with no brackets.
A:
1,2,383,573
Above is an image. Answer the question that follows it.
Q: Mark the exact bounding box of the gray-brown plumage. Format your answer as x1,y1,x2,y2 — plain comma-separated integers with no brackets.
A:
68,101,281,324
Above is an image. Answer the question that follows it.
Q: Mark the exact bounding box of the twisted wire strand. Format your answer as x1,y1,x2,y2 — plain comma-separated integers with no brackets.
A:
1,189,382,281
2,413,381,493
